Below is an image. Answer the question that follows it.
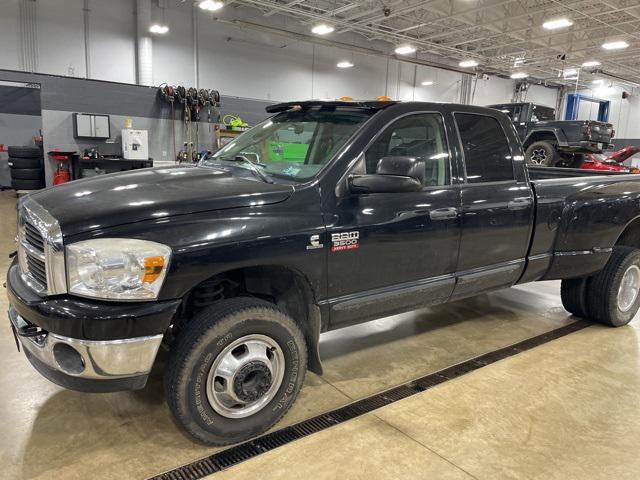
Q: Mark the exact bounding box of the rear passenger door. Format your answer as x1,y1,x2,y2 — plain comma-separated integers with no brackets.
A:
452,111,534,299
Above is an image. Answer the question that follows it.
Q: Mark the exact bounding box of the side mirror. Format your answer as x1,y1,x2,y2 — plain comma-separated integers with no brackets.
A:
348,156,424,194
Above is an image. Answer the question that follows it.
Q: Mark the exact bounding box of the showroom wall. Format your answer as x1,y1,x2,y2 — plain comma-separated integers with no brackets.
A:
0,0,561,109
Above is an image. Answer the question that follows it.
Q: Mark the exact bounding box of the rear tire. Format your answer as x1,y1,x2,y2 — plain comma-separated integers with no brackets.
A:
164,297,307,445
525,141,559,167
586,246,640,327
560,277,589,318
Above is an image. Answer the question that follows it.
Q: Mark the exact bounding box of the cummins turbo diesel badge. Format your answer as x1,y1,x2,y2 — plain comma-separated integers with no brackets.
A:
331,231,360,252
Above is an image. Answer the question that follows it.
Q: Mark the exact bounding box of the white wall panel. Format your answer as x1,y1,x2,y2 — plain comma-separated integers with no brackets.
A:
471,76,514,106
0,0,20,71
37,0,85,77
152,4,195,87
88,0,136,83
526,84,559,108
197,17,313,100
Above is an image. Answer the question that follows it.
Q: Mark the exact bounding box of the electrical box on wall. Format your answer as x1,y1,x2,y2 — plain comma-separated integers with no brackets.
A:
121,129,148,160
73,113,111,139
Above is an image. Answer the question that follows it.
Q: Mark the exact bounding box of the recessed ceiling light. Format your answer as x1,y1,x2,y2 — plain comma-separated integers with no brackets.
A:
459,59,478,68
510,72,528,79
543,18,573,30
199,0,224,11
311,23,334,35
149,24,169,34
394,44,416,55
602,40,629,50
582,60,601,67
563,68,578,77
337,61,354,68
421,81,434,86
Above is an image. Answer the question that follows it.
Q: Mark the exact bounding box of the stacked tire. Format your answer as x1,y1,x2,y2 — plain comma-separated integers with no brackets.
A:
7,146,45,191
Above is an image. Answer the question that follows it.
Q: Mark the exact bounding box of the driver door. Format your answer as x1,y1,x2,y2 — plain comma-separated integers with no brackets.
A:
325,112,462,327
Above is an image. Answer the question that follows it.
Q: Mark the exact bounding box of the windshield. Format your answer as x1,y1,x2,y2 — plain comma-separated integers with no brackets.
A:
531,105,556,121
201,108,373,182
490,104,522,122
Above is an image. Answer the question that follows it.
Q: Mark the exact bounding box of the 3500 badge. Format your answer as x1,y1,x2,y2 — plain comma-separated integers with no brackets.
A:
331,231,360,252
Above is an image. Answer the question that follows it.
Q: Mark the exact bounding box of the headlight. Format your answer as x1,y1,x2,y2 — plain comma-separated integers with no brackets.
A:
66,239,171,300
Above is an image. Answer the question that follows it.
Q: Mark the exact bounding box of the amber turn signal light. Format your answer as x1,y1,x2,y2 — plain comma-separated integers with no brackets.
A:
143,256,165,283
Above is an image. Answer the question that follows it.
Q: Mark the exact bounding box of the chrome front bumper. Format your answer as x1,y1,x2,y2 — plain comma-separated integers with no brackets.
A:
9,307,162,384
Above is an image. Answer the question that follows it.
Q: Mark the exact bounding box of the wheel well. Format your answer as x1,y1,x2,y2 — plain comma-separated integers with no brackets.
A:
616,217,640,249
172,266,323,375
523,131,558,150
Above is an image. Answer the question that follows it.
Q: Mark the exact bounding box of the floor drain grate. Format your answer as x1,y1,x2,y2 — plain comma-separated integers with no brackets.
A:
148,320,590,480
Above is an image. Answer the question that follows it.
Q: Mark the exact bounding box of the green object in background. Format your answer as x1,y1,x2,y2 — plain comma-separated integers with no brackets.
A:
269,142,309,163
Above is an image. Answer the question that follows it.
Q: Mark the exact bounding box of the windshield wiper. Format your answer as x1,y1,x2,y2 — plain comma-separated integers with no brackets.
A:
214,155,274,184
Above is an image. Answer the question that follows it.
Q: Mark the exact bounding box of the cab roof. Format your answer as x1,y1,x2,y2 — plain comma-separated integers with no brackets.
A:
266,100,399,113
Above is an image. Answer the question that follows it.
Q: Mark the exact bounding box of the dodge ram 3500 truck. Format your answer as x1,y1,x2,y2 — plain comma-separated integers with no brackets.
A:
487,102,614,167
7,100,640,445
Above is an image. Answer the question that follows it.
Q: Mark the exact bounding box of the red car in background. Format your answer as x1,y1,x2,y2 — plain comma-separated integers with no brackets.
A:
581,146,640,173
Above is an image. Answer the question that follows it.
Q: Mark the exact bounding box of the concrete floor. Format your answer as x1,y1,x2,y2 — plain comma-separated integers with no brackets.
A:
1,189,639,479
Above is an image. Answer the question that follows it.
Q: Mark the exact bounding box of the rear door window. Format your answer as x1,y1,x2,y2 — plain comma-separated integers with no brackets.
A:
455,113,514,183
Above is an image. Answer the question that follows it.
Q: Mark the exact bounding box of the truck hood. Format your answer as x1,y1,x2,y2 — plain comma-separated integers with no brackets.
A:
29,166,293,236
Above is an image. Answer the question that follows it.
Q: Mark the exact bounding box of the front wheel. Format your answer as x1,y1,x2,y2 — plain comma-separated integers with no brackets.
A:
587,246,640,327
164,297,307,445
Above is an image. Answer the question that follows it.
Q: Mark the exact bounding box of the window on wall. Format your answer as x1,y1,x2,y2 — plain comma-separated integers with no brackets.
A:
364,113,450,187
455,113,514,183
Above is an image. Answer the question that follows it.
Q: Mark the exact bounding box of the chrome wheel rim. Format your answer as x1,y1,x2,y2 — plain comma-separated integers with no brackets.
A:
529,148,548,165
206,334,285,419
617,265,640,313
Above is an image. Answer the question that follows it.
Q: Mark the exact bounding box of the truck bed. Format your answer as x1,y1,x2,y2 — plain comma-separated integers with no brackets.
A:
522,165,640,283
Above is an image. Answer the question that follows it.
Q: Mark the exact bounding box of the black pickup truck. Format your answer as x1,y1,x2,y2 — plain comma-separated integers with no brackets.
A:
7,100,640,445
487,102,614,167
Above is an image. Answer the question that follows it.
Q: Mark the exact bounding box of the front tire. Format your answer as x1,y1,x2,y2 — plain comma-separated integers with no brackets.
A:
587,246,640,327
164,297,307,445
525,141,559,166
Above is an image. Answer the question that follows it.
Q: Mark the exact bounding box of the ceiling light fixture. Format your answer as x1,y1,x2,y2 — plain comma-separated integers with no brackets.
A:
543,18,573,30
510,72,528,79
421,81,434,86
199,0,224,11
149,24,169,34
311,23,334,35
592,79,604,84
602,40,629,50
582,60,601,67
459,59,478,68
337,61,354,68
563,68,578,77
394,44,416,55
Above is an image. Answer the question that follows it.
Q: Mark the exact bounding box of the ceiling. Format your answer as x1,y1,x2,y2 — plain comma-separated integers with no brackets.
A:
234,0,640,86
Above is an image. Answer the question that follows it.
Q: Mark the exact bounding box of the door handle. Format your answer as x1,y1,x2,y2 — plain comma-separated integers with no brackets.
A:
429,207,459,220
507,198,532,210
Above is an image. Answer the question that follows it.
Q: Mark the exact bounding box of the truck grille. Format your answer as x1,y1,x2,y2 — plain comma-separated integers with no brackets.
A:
17,198,67,296
18,217,48,292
